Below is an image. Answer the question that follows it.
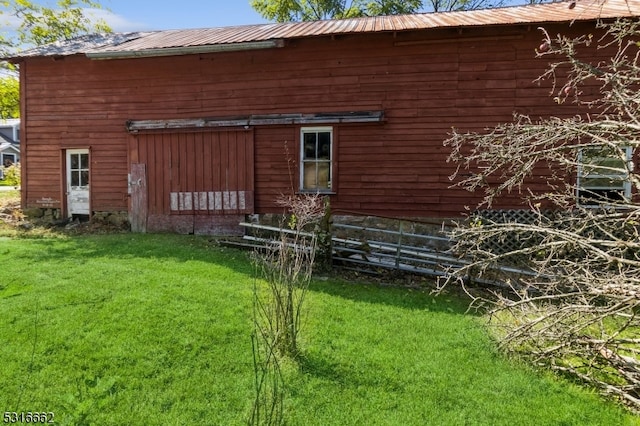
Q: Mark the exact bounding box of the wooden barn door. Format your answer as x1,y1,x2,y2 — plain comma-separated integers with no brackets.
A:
129,129,254,234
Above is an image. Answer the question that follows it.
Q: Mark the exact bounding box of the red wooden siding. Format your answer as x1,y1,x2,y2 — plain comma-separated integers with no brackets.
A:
129,129,254,234
18,22,612,224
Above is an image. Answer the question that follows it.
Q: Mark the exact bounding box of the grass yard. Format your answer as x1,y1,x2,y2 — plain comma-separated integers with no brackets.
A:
0,233,637,425
0,189,19,200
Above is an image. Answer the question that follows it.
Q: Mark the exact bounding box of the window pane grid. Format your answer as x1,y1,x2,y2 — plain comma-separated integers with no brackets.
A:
301,128,332,191
69,153,89,187
578,147,631,205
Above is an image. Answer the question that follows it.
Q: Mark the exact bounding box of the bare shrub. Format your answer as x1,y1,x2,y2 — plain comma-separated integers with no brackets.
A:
249,193,325,425
443,19,640,410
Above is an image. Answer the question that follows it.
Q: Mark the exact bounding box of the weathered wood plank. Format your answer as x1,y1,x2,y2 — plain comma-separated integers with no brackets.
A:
130,163,147,233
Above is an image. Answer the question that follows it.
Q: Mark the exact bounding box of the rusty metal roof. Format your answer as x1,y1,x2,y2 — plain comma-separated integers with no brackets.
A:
8,0,640,60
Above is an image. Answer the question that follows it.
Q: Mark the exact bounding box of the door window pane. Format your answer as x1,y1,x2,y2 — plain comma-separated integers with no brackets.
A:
69,152,89,188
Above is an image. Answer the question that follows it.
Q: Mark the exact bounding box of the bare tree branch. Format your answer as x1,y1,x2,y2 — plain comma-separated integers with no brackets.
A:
444,19,640,412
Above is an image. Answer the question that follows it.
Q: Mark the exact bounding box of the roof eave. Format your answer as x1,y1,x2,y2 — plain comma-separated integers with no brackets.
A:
86,39,285,60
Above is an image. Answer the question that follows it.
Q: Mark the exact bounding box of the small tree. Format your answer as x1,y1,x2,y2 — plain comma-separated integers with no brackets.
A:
444,19,640,410
254,193,325,357
250,193,326,425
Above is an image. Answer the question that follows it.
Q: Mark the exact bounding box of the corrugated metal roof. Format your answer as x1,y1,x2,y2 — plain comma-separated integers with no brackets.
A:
8,0,640,60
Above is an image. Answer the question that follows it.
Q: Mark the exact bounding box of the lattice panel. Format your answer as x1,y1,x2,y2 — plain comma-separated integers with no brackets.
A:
474,209,555,257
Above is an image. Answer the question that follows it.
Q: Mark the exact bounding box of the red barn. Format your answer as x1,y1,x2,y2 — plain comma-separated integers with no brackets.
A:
7,0,639,234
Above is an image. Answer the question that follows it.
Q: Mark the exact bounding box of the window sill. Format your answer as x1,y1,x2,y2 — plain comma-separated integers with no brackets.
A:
577,203,632,210
298,190,336,195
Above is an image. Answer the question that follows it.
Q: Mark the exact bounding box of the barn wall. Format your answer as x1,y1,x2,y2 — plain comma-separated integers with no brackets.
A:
20,22,605,221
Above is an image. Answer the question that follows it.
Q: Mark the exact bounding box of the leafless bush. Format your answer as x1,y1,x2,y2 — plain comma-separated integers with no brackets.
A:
253,192,325,357
444,19,640,410
249,193,325,425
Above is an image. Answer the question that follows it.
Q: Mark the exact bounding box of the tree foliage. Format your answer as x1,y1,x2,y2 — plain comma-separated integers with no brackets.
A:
426,0,503,12
251,0,423,21
0,76,18,118
251,0,551,22
444,19,640,411
1,0,110,53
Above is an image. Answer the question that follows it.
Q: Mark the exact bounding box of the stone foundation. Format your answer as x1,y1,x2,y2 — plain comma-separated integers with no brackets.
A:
91,211,129,228
23,207,61,221
23,208,129,229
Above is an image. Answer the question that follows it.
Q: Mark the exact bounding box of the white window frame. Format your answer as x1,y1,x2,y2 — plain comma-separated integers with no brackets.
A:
577,146,632,206
300,126,333,193
2,153,17,166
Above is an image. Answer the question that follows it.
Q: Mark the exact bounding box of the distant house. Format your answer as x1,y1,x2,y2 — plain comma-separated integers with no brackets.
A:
4,0,639,234
0,118,19,180
0,118,20,167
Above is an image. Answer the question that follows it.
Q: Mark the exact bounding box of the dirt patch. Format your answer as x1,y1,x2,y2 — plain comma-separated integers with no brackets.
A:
0,192,129,235
0,192,23,227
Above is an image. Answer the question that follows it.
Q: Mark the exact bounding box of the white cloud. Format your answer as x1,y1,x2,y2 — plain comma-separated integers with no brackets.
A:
0,7,149,33
85,8,150,32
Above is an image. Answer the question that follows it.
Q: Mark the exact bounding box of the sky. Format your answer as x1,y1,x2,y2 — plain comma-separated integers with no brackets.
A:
98,1,271,32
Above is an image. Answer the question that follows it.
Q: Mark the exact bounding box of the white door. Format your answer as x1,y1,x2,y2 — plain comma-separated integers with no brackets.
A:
66,149,90,215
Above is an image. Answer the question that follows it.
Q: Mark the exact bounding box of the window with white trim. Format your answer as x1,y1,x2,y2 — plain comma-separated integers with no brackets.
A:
300,127,332,192
577,146,632,206
2,153,16,167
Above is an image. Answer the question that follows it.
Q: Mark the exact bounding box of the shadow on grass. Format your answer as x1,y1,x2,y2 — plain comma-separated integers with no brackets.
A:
308,277,475,316
295,349,403,391
6,232,476,315
6,233,252,271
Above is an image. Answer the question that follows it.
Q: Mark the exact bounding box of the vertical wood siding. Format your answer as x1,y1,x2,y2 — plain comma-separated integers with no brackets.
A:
130,129,254,233
19,22,610,221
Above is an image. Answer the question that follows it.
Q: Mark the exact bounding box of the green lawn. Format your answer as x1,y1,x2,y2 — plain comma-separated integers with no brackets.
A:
0,189,19,199
0,233,636,425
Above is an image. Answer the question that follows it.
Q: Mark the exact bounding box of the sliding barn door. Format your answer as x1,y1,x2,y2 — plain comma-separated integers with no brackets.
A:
129,129,254,235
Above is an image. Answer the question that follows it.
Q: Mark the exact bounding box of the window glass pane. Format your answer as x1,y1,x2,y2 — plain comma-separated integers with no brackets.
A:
582,150,626,175
318,132,331,159
302,162,330,190
80,171,89,187
582,177,625,189
70,154,79,169
2,154,15,166
303,133,317,160
579,189,625,205
71,170,80,187
303,163,318,189
579,146,631,205
80,154,89,170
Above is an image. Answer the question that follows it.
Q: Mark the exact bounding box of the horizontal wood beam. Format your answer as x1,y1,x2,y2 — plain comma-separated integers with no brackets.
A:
126,111,384,132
